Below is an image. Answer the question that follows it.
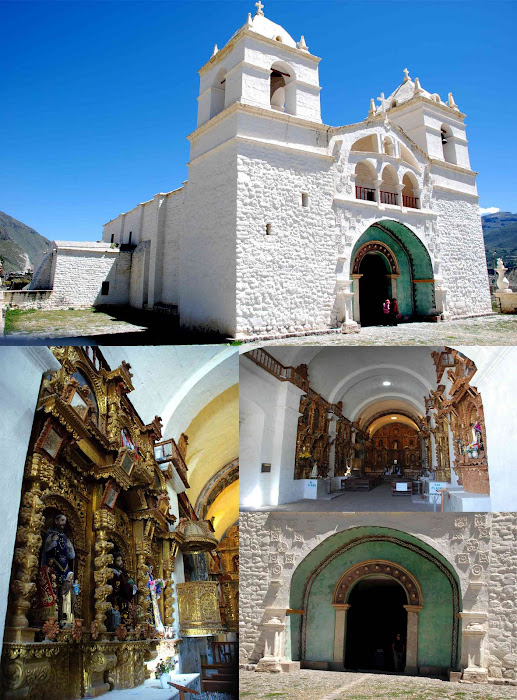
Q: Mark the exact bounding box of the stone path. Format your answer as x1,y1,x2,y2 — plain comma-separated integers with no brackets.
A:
247,315,517,347
240,483,436,513
239,669,516,700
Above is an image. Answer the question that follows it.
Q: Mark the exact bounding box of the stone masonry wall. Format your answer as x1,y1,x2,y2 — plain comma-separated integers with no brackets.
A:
48,249,127,308
487,513,517,680
236,143,336,337
434,190,492,317
239,512,270,664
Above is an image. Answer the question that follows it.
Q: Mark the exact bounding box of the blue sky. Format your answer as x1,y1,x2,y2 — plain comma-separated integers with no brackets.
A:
1,0,516,241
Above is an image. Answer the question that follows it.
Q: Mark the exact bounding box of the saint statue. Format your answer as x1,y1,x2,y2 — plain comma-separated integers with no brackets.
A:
107,553,137,628
43,514,75,586
37,514,76,627
146,565,165,635
60,572,78,628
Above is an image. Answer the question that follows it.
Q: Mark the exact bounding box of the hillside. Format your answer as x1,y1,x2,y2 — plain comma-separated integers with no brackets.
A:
482,211,517,268
0,211,51,274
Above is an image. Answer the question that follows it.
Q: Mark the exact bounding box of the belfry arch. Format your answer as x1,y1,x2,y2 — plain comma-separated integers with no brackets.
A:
350,220,436,326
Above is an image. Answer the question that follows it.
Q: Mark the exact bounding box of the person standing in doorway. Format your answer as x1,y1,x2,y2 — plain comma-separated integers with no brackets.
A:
392,633,405,671
382,298,391,325
390,298,400,326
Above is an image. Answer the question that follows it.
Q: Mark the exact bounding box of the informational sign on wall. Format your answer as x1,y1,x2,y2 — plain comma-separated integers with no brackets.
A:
395,482,409,491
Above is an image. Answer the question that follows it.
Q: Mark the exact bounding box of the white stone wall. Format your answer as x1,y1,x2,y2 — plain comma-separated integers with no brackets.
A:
160,188,185,307
239,512,270,665
30,249,55,290
236,142,336,336
129,241,150,308
239,511,515,680
29,247,130,309
434,191,492,317
487,513,517,680
180,144,237,335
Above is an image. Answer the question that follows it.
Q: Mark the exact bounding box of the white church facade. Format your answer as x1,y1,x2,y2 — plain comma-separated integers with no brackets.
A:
27,3,492,338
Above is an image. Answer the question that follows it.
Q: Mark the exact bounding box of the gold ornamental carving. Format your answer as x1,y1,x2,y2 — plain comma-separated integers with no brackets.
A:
177,581,223,637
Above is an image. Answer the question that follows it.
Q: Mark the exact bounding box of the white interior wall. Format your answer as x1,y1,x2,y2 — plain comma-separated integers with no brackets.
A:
0,348,61,651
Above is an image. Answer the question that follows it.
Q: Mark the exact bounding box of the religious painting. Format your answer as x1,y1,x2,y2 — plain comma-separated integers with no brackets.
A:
68,386,89,420
121,428,136,452
36,419,65,461
101,480,121,510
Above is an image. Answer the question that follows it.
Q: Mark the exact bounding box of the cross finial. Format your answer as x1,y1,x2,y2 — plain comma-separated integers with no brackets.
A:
376,92,388,112
255,1,264,15
403,67,410,82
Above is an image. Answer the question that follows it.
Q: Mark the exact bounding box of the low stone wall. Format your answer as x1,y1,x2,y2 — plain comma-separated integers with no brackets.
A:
3,290,58,310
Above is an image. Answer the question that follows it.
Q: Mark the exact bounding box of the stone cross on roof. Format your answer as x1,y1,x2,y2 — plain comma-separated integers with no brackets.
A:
376,92,389,112
255,1,264,15
403,68,410,82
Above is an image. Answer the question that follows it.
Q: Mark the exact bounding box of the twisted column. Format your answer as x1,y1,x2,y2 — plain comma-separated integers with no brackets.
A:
7,483,46,635
93,510,115,634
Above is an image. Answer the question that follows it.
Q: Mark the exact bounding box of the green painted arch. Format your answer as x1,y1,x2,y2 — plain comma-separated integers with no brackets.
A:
351,220,435,318
288,526,461,671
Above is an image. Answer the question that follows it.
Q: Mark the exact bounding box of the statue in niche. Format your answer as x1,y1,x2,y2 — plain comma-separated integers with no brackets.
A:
146,565,166,635
107,553,137,629
40,514,76,627
60,572,79,628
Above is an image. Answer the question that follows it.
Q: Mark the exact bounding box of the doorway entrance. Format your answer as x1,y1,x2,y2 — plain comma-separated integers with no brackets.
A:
350,220,436,325
358,254,391,327
345,576,407,671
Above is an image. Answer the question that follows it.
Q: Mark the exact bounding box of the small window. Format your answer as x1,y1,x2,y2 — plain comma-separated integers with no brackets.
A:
101,281,110,295
128,231,133,245
110,234,114,243
301,193,309,207
266,223,272,235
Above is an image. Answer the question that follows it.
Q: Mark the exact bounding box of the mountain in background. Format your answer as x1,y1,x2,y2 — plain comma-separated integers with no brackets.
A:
0,211,52,274
482,211,517,269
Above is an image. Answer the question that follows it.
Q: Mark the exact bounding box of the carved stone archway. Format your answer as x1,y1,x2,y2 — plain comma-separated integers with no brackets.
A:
331,559,423,674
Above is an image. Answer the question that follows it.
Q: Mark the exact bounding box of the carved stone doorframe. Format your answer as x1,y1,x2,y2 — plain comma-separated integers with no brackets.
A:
331,559,423,674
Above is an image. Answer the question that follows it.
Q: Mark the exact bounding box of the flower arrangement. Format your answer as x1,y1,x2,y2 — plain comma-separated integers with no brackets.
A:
156,658,178,676
147,577,167,599
465,442,481,458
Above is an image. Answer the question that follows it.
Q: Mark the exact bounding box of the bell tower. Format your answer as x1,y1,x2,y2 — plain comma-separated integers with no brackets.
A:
196,1,322,128
374,70,472,169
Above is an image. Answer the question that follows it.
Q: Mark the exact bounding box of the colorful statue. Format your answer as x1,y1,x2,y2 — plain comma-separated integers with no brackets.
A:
60,571,78,627
107,553,137,627
146,565,166,635
43,514,75,585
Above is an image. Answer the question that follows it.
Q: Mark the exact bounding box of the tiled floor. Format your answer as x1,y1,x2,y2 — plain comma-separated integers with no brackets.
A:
241,482,437,512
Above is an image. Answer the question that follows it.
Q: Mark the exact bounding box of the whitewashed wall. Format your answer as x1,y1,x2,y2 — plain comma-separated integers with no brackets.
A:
0,348,60,651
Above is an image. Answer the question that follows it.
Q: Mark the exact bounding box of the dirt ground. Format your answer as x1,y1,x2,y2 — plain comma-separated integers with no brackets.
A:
239,669,516,700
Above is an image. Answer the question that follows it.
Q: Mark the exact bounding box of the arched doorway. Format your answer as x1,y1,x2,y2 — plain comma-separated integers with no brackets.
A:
358,253,391,326
332,559,423,674
351,221,436,325
345,576,407,671
289,528,461,676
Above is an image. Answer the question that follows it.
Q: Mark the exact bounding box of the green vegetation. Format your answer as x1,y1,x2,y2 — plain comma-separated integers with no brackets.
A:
3,307,144,337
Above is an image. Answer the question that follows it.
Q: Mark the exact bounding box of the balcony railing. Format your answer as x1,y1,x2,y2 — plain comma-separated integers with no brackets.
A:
380,190,398,205
355,185,376,202
402,194,419,209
